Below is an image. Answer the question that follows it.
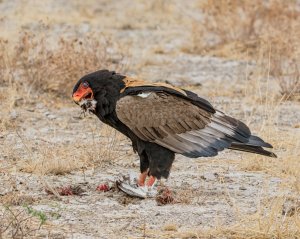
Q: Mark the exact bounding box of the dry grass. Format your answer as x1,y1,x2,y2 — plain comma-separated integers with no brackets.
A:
0,35,129,185
0,29,126,133
0,40,22,131
233,56,300,194
0,204,47,238
145,196,300,239
0,85,19,131
190,1,300,196
5,124,128,176
0,192,35,207
2,29,125,97
0,28,129,175
189,0,300,100
15,31,125,97
194,29,300,238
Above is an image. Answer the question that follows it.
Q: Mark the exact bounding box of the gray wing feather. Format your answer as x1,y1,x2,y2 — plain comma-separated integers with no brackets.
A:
116,92,252,157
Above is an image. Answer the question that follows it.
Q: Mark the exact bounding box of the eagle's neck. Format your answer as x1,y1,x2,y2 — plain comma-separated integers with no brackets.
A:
93,77,125,119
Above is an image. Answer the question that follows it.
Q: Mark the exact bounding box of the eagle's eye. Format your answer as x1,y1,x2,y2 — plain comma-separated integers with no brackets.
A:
82,82,89,88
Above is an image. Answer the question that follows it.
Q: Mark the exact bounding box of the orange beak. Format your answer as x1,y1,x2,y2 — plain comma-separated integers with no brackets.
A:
72,84,94,103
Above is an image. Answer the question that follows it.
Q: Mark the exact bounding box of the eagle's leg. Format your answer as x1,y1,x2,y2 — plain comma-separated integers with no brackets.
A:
146,176,156,187
117,143,173,198
137,171,148,186
146,143,175,181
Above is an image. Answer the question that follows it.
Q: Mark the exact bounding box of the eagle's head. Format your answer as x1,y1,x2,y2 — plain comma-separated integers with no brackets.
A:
72,70,125,114
72,78,97,113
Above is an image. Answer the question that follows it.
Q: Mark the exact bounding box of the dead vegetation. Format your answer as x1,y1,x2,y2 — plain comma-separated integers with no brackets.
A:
0,25,128,176
0,29,126,133
0,193,35,207
189,0,300,100
15,31,125,97
0,204,47,238
1,123,128,176
2,29,126,98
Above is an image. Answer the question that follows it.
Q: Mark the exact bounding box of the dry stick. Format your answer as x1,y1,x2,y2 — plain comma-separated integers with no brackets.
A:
1,213,18,235
15,130,34,159
15,130,40,174
26,220,45,236
16,215,40,238
2,206,23,238
283,75,300,101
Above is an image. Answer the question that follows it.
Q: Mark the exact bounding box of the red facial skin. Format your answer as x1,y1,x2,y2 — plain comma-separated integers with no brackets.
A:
73,82,94,103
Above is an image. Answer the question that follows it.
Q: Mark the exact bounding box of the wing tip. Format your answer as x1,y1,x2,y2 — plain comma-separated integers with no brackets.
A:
249,135,274,148
230,143,277,158
269,152,277,158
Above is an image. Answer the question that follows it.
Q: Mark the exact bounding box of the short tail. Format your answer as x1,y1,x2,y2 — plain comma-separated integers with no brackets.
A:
229,135,277,158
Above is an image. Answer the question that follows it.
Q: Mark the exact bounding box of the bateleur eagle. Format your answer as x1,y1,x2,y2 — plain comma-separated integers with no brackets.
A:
72,70,276,198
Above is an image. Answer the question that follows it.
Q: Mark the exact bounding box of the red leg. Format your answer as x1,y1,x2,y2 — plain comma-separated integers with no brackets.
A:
138,171,148,186
146,176,156,187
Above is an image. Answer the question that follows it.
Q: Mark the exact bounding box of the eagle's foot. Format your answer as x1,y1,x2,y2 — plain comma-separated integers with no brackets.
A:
116,173,157,198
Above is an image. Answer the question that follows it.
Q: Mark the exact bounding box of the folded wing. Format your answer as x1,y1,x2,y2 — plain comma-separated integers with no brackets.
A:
116,91,267,158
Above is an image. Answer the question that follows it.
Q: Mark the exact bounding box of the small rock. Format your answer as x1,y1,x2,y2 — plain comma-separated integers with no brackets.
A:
47,114,57,120
36,103,45,109
201,173,216,181
10,110,18,119
44,112,57,119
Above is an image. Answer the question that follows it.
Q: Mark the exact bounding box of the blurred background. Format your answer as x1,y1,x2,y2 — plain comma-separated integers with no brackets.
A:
0,0,299,238
1,0,299,98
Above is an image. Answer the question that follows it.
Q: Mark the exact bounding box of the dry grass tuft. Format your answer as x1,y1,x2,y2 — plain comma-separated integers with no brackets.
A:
0,28,126,96
12,31,125,97
0,28,129,175
16,124,128,175
148,197,300,239
83,124,130,168
189,0,300,99
0,204,47,238
0,85,20,131
0,192,35,206
0,40,22,131
163,223,178,232
0,29,126,131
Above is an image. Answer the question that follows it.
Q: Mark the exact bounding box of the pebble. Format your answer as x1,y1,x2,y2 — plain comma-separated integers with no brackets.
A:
10,110,18,119
202,172,216,181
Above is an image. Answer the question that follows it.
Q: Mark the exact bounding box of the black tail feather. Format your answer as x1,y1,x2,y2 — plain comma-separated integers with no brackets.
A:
229,143,277,158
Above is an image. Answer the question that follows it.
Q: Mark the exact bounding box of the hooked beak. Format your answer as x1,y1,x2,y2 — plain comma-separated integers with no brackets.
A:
72,84,94,104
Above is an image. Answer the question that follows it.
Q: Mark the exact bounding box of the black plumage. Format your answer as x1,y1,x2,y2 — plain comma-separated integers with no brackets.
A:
72,70,277,181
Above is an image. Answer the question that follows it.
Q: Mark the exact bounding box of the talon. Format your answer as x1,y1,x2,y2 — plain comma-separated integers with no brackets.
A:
146,176,156,187
117,173,157,198
138,171,148,186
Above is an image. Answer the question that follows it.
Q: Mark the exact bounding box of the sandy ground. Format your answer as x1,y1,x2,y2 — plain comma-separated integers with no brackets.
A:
1,0,300,238
0,105,293,238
